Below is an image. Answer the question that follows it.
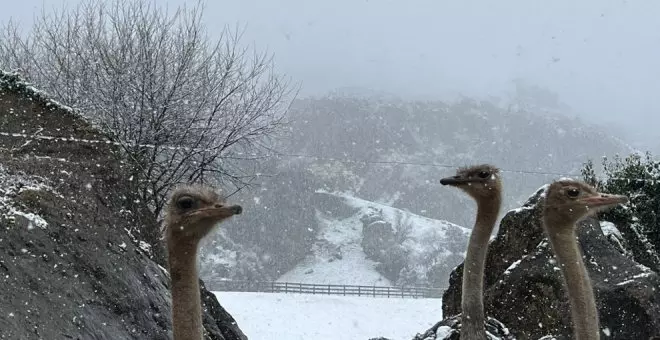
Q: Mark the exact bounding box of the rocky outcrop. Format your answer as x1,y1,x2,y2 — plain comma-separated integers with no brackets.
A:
360,209,407,280
0,71,246,339
439,185,660,339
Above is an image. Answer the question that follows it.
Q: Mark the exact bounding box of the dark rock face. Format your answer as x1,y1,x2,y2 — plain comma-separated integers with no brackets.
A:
200,280,247,340
0,72,246,339
486,219,660,339
441,184,660,339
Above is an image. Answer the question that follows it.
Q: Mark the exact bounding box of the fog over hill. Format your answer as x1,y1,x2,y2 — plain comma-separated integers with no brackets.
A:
199,92,634,286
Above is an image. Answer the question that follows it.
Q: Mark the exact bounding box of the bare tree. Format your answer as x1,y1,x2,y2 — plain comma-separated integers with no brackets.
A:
0,0,295,216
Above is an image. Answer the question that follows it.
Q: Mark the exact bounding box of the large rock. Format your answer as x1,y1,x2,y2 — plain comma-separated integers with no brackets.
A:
0,71,246,339
441,185,660,339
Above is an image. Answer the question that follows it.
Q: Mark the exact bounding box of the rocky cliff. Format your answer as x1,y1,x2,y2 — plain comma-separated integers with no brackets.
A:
0,71,246,339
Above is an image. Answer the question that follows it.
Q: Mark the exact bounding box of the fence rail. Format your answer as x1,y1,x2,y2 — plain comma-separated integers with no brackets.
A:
208,280,444,299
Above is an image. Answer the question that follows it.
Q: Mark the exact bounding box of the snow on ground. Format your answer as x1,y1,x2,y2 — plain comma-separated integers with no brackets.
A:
600,221,622,239
214,291,443,340
277,210,391,285
0,164,53,229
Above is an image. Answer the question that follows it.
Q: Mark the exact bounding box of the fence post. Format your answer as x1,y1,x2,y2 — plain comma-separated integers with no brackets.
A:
343,285,346,296
299,282,302,294
358,286,361,296
327,284,331,295
285,282,288,293
372,285,375,297
387,286,390,298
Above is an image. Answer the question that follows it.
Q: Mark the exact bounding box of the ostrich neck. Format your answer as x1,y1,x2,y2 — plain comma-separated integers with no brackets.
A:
545,226,600,340
168,242,204,340
461,195,501,340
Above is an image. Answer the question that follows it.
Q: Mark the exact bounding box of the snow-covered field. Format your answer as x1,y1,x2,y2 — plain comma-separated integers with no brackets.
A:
214,292,443,340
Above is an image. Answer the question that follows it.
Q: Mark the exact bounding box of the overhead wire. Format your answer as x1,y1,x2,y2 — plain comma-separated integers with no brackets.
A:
1,130,658,185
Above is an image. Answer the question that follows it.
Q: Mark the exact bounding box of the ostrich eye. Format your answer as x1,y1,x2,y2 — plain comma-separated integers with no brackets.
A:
477,171,490,179
176,196,197,210
566,188,580,198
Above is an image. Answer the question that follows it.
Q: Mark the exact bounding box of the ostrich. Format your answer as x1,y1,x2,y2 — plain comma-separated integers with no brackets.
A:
541,179,627,340
416,175,626,340
164,184,243,340
437,164,511,340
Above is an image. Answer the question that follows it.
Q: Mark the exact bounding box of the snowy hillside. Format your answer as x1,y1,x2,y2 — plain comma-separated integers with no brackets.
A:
281,96,635,226
276,200,391,285
214,292,443,340
198,94,635,285
277,191,470,287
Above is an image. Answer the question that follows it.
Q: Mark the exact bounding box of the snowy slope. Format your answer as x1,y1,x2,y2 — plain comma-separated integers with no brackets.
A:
278,191,470,287
277,205,392,285
214,292,443,340
335,191,471,282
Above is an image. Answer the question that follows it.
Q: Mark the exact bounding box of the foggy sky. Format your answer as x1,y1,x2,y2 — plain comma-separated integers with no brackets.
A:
4,0,660,149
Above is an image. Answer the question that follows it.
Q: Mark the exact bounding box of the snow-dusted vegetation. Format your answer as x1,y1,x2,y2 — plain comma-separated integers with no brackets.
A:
0,0,295,217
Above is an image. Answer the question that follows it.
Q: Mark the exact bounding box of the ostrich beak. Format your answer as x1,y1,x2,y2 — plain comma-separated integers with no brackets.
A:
215,204,242,216
195,204,243,219
440,175,472,185
579,193,628,208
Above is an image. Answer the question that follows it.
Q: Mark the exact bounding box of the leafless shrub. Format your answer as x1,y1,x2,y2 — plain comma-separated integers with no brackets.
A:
0,0,296,216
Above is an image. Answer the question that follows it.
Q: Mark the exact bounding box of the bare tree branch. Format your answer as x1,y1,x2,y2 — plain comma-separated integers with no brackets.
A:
0,0,296,216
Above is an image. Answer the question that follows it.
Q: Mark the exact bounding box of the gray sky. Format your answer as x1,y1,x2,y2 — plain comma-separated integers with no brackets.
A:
4,0,660,148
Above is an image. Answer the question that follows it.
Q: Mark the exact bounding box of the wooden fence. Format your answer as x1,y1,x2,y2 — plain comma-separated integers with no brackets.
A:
208,280,444,299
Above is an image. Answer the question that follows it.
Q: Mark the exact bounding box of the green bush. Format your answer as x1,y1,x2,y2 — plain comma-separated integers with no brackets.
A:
581,152,660,270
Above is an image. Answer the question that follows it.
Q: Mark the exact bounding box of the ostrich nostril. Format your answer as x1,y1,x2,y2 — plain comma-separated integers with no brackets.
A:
231,205,243,215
